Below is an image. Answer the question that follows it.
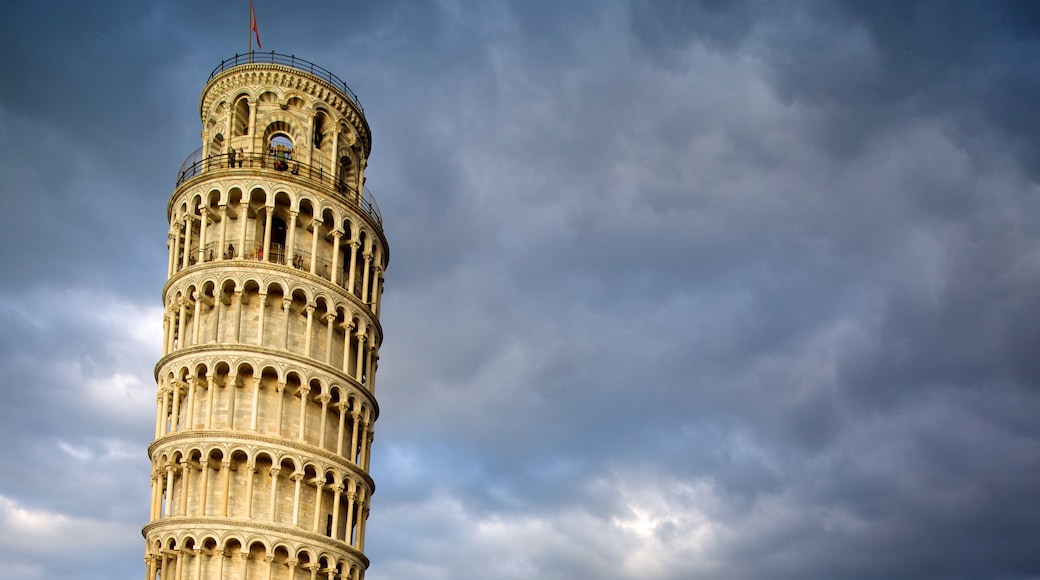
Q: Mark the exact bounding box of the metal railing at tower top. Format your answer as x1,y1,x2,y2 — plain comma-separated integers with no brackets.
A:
209,52,363,113
175,148,382,226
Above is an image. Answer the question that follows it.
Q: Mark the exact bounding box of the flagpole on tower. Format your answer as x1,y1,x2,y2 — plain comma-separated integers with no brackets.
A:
249,0,261,62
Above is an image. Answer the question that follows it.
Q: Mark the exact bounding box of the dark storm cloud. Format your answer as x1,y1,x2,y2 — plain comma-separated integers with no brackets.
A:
4,1,1040,579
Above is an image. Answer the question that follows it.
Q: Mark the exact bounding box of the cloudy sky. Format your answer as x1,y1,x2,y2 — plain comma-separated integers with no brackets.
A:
3,1,1040,578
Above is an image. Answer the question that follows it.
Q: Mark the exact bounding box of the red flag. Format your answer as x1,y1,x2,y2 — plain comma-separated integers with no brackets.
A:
251,1,262,49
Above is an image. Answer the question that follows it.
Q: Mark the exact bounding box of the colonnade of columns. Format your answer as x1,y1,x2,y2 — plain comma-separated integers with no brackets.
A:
148,459,371,550
154,377,374,466
145,544,364,580
167,206,385,315
162,292,379,392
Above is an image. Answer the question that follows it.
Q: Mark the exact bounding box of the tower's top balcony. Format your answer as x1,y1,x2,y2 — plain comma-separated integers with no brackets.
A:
209,52,363,113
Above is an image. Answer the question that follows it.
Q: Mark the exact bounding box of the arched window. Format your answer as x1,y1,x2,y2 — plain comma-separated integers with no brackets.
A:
338,155,353,192
269,134,293,171
233,97,250,136
313,111,328,149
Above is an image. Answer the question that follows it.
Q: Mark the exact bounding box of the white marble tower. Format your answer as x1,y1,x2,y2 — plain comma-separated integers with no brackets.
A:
143,53,388,580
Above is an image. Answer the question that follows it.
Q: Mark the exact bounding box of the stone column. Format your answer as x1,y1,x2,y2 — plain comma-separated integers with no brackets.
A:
159,386,171,437
358,421,371,469
197,207,209,263
344,487,356,546
214,549,225,578
169,382,181,433
369,353,380,394
154,390,165,439
173,549,184,580
212,291,222,343
274,382,286,436
296,386,311,441
237,550,250,580
358,505,369,551
264,555,275,580
334,403,347,456
185,378,198,430
256,292,268,346
291,472,304,526
192,549,203,580
304,305,315,359
181,216,193,270
353,333,367,383
163,465,175,517
149,471,159,520
244,460,256,518
220,459,232,516
363,340,375,387
176,298,187,352
250,376,261,431
373,267,385,315
364,430,375,472
349,411,360,465
317,395,331,449
286,210,298,265
309,220,321,275
330,484,343,540
167,232,176,277
360,252,373,303
205,377,216,429
171,223,182,273
179,459,190,516
218,205,228,259
166,309,177,352
331,230,342,284
227,374,238,430
198,459,210,516
311,480,324,532
267,466,281,522
341,321,355,375
191,292,202,345
282,298,292,350
324,313,337,365
161,314,171,355
347,241,359,296
237,200,249,258
233,289,244,343
262,205,274,262
159,551,169,580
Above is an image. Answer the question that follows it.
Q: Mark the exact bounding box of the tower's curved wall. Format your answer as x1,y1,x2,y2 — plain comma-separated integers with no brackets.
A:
144,55,388,580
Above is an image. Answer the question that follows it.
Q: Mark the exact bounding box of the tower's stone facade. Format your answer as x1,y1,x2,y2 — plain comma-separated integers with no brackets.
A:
143,54,387,580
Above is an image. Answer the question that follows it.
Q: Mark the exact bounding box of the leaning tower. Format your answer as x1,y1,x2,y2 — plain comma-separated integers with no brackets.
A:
143,53,387,580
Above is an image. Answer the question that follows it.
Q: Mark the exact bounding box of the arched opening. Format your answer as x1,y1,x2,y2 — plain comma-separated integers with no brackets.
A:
233,97,250,136
313,111,328,149
338,155,353,193
267,128,294,172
